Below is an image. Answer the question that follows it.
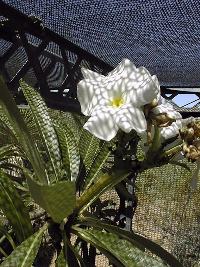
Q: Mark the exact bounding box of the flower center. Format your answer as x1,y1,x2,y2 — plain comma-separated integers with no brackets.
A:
110,96,124,108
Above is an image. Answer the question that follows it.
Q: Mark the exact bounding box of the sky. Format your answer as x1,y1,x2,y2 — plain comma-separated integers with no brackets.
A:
167,93,199,108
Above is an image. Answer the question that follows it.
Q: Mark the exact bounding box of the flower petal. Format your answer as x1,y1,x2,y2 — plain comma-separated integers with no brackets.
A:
115,104,147,134
161,121,181,139
77,80,95,116
161,117,196,140
81,67,104,80
153,104,182,120
83,106,118,141
100,59,138,98
127,73,160,106
152,97,182,120
77,79,109,116
107,58,137,79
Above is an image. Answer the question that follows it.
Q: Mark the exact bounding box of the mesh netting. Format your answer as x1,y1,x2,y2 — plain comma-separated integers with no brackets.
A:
135,162,200,267
3,0,200,87
99,162,200,267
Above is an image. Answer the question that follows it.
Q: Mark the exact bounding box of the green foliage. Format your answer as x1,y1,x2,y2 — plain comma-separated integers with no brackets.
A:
50,110,85,143
0,170,32,243
20,80,61,182
84,140,113,189
79,129,101,174
76,170,130,213
78,128,115,190
78,216,182,267
0,226,46,267
55,125,80,182
0,227,16,253
0,77,48,184
75,227,168,267
56,250,68,267
0,145,21,165
0,77,183,266
26,174,76,223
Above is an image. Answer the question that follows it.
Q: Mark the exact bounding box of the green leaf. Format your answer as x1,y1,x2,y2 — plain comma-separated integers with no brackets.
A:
63,234,84,267
74,228,168,267
56,125,80,182
79,129,101,175
78,217,182,267
56,249,69,267
0,145,18,159
0,170,32,243
0,226,46,267
21,80,61,182
50,110,85,143
85,141,113,189
20,107,41,141
0,77,48,184
0,108,15,136
26,174,76,223
76,170,129,213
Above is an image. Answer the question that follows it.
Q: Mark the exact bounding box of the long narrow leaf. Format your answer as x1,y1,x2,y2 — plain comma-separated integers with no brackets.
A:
85,141,113,189
56,125,80,182
0,77,48,184
76,170,129,213
50,110,85,143
78,217,182,267
0,225,46,267
56,250,69,267
0,145,19,159
79,129,101,175
0,170,32,243
73,230,123,267
21,80,61,182
74,228,167,267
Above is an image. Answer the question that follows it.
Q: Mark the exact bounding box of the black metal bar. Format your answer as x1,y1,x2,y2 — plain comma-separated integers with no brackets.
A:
161,86,200,95
181,112,200,118
0,1,113,72
7,61,30,90
8,40,49,89
0,43,19,67
18,32,50,96
60,56,82,97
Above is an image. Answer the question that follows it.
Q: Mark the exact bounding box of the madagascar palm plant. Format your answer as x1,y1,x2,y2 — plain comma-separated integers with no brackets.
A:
0,76,183,267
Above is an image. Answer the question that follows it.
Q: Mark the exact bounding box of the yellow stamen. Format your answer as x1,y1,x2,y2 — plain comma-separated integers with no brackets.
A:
110,97,124,108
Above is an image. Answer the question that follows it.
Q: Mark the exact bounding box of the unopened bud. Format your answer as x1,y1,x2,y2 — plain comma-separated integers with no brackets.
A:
194,121,200,137
150,98,158,108
152,113,175,127
193,140,200,150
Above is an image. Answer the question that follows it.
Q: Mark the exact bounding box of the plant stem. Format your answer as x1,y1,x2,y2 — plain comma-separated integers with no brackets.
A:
162,144,183,157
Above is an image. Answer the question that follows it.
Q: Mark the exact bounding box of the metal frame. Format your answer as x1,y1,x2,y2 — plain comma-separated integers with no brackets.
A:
0,1,112,113
1,1,200,117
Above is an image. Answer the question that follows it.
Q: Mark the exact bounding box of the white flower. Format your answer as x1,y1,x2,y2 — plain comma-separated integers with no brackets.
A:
152,96,182,122
77,59,160,141
150,97,195,140
161,116,195,140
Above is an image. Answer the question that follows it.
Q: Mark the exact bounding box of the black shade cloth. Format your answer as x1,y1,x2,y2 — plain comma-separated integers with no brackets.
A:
2,0,200,87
